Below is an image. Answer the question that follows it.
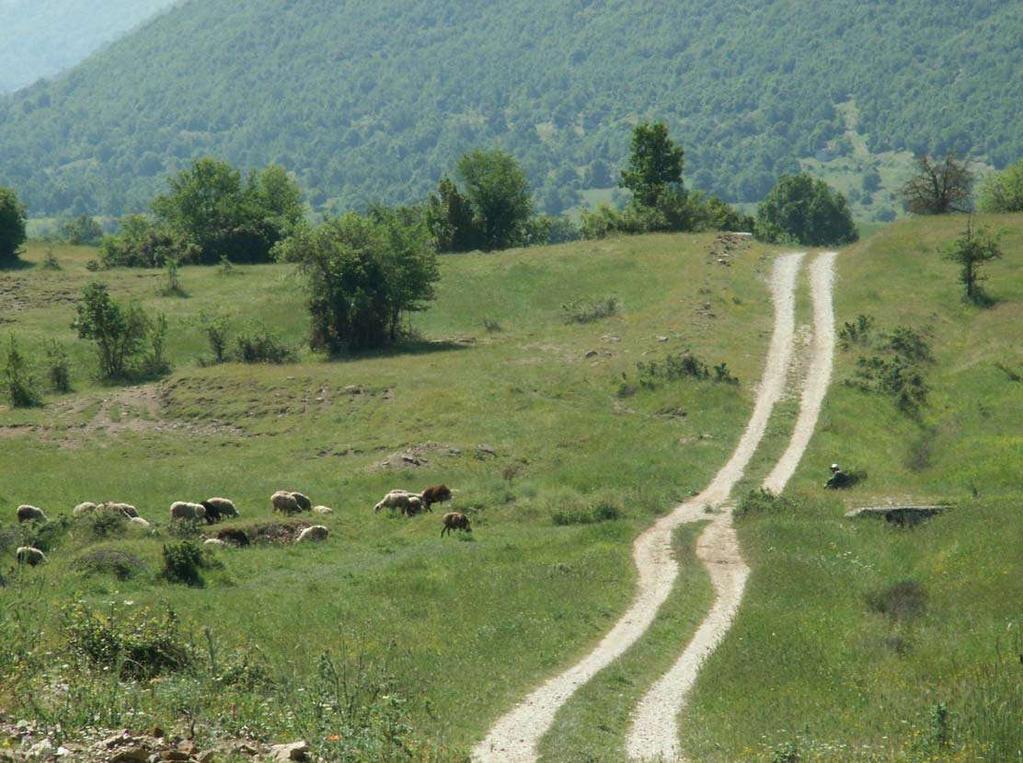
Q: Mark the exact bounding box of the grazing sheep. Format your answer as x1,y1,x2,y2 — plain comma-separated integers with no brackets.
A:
16,547,47,566
216,528,251,547
128,517,152,530
374,490,420,514
16,505,48,523
73,502,98,517
312,505,334,515
420,484,452,511
296,525,329,543
402,495,425,517
169,501,207,522
271,490,302,515
290,492,312,511
203,538,227,548
101,502,139,519
201,497,239,524
441,512,472,537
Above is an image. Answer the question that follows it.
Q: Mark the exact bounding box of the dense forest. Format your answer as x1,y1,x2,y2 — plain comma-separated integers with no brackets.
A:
0,0,1020,216
0,0,177,93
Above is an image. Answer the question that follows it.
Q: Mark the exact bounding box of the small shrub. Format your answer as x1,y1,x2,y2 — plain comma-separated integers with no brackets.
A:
483,317,503,333
161,539,211,587
562,296,620,324
199,312,231,364
141,312,172,378
45,341,72,393
217,254,236,276
769,741,800,763
713,362,738,384
552,498,623,526
930,701,952,749
74,282,165,381
733,489,793,520
19,516,71,553
41,247,61,270
2,334,42,407
848,325,933,414
85,258,101,272
235,323,295,364
866,579,927,621
158,259,187,297
64,602,192,679
75,548,146,580
82,510,126,539
838,314,874,349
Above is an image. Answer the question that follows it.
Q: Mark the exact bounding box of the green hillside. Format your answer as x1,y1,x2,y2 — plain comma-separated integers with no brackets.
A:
0,0,1021,217
0,0,177,93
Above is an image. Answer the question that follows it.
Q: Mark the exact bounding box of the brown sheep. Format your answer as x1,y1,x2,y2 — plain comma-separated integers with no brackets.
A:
441,512,471,537
401,496,426,517
420,484,452,511
290,492,313,511
201,497,239,524
272,491,302,515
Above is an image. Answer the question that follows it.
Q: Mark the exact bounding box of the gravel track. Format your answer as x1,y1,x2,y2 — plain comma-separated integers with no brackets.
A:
472,253,806,763
625,251,838,762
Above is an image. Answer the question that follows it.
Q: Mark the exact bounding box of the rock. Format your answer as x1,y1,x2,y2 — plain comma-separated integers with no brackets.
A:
475,444,497,458
268,741,309,762
103,731,133,749
27,738,54,758
55,747,72,758
110,748,150,763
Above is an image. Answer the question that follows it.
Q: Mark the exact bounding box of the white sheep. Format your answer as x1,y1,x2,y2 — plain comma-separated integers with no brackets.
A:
296,525,329,543
16,547,47,566
128,516,152,530
73,502,98,517
169,501,206,521
16,505,48,523
101,502,139,518
203,538,227,548
373,490,421,514
312,505,334,515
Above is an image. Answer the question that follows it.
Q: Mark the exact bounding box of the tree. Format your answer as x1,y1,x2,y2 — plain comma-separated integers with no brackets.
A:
978,159,1023,213
943,219,1002,304
3,334,41,408
755,174,858,246
74,282,154,380
901,153,974,215
456,149,533,251
60,214,104,245
100,215,199,268
152,158,304,263
620,122,685,207
0,186,27,266
273,212,439,352
426,177,480,252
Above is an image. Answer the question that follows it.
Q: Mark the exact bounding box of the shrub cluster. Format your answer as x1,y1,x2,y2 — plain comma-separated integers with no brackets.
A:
161,539,217,587
562,296,620,324
624,351,738,395
846,323,933,414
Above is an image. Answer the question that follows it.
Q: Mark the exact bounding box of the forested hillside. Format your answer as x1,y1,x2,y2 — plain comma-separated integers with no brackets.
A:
0,0,177,93
0,0,1020,216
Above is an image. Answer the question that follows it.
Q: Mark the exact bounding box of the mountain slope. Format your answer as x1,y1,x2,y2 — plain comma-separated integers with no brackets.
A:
0,0,178,93
0,0,1021,216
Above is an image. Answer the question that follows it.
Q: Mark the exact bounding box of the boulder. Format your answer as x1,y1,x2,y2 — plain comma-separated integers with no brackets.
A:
268,741,309,762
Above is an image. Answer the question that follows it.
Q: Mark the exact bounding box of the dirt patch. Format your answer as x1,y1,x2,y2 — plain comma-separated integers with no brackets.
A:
375,442,463,470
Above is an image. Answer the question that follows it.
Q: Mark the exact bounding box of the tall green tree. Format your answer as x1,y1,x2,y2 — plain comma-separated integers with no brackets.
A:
978,159,1023,213
274,212,438,352
755,174,858,246
943,219,1002,304
456,149,533,251
901,153,974,215
620,122,685,207
426,177,480,253
0,186,27,266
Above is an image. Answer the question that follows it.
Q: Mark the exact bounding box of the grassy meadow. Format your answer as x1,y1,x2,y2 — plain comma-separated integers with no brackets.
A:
684,214,1023,761
0,233,779,756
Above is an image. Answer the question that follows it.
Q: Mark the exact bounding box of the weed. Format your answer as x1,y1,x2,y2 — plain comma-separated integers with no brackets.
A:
81,510,126,539
769,741,800,763
217,254,235,276
158,259,187,297
562,296,620,324
866,579,927,621
64,602,192,679
483,317,503,333
733,489,793,520
552,498,623,526
3,334,42,407
199,312,231,364
161,539,213,587
930,701,951,748
41,247,61,271
837,313,874,349
45,341,72,393
235,323,295,364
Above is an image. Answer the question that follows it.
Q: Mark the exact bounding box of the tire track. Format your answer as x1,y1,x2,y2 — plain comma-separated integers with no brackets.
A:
625,251,837,762
472,253,805,763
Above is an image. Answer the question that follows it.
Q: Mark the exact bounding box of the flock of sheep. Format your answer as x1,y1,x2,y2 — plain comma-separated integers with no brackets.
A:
11,483,471,567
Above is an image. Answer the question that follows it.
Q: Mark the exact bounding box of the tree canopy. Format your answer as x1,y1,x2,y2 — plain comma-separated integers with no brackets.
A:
0,186,27,265
900,153,975,215
0,0,1020,216
978,159,1023,213
755,174,858,246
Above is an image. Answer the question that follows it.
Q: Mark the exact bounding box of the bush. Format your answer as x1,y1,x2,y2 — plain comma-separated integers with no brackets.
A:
562,296,620,324
2,334,42,407
631,350,739,391
199,312,231,364
755,173,858,246
848,325,932,414
64,602,193,679
978,159,1023,213
18,516,71,553
75,548,146,580
552,498,623,526
838,314,875,349
0,186,27,266
45,341,72,393
99,214,199,268
59,214,104,245
161,539,212,587
274,211,439,353
81,510,126,539
235,323,295,364
74,282,171,381
733,489,793,520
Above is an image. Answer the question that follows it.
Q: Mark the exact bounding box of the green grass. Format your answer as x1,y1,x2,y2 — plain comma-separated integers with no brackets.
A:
0,233,779,755
684,213,1023,761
